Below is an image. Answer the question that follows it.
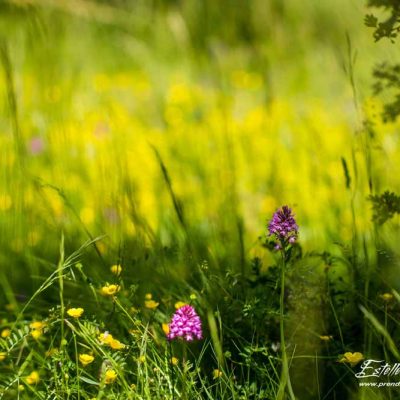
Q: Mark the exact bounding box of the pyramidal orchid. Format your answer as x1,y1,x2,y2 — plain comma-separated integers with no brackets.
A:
166,305,202,342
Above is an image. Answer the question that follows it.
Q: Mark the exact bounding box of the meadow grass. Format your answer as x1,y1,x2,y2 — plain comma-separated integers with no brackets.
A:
0,0,400,399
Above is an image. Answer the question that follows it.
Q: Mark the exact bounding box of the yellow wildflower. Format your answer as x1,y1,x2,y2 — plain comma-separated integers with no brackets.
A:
79,354,95,366
380,293,394,302
109,339,125,350
30,321,45,330
339,352,364,367
213,369,223,379
319,335,333,341
162,323,170,335
26,371,40,385
138,355,146,363
1,328,11,338
144,300,159,309
189,294,197,300
171,357,179,366
101,284,120,296
110,264,122,276
67,308,84,318
104,369,117,384
18,384,24,392
98,331,114,345
31,329,42,340
144,293,152,300
174,301,187,309
0,352,6,361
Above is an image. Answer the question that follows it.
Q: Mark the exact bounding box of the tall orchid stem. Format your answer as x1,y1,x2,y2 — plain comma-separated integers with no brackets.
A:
277,247,296,400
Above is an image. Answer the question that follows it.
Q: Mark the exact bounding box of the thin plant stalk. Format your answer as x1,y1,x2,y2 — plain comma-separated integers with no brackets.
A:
277,248,296,400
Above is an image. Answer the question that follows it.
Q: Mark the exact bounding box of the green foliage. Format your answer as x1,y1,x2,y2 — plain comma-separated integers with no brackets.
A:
365,0,400,42
369,191,400,224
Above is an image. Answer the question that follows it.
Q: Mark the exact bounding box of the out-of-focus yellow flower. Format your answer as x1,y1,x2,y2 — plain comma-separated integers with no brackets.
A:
67,308,84,318
144,300,159,309
101,284,120,296
30,321,45,330
189,294,197,300
138,355,146,363
18,384,24,392
171,357,179,366
144,293,152,300
109,339,125,350
1,328,11,338
174,301,187,309
110,265,122,276
98,331,114,345
0,352,7,361
380,293,394,302
339,352,364,367
79,353,94,366
26,371,40,385
213,369,223,379
162,323,170,335
0,194,12,211
319,335,333,341
80,207,95,225
30,321,45,340
31,329,42,340
104,369,117,384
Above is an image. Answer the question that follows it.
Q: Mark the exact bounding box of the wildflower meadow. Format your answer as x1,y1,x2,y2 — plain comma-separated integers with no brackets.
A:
1,0,400,399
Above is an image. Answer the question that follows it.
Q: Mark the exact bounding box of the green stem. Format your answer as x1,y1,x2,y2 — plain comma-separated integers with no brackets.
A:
168,342,175,400
277,250,295,400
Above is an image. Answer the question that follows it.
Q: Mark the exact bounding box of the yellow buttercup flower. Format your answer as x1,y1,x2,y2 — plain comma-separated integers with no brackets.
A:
109,339,125,350
144,300,159,309
79,353,95,366
67,308,84,318
174,301,187,309
110,264,122,276
138,355,146,363
0,352,7,361
26,371,40,385
104,369,117,384
171,357,179,366
30,321,45,330
380,293,394,302
98,331,114,345
144,293,152,300
31,329,42,340
101,284,120,296
162,323,170,335
339,352,364,366
1,328,11,338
